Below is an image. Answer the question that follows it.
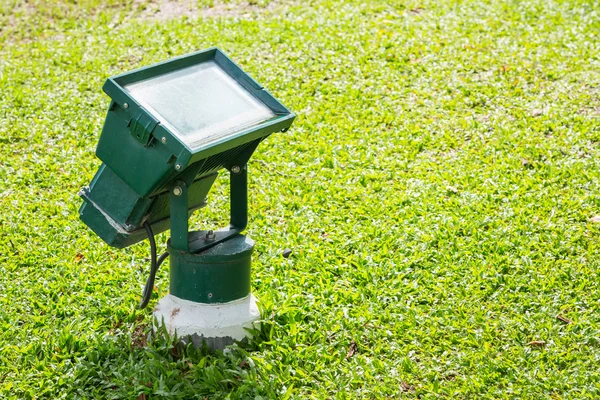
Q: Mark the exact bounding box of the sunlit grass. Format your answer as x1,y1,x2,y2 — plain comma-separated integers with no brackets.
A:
1,0,600,398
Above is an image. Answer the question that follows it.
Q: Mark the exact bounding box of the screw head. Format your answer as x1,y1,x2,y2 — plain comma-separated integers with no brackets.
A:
231,165,241,174
161,137,167,143
205,229,216,241
123,103,129,109
207,293,213,299
175,164,181,170
173,186,182,196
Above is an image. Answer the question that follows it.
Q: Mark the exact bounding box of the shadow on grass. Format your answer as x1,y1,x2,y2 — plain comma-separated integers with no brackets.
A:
69,319,281,400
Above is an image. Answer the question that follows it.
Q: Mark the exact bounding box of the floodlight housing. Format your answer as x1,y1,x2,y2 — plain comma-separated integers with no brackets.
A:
79,48,295,349
80,47,294,248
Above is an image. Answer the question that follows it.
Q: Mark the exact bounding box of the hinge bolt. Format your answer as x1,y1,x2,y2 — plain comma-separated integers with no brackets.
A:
231,165,241,174
123,103,129,109
173,186,182,196
175,164,181,170
205,229,216,241
161,137,167,143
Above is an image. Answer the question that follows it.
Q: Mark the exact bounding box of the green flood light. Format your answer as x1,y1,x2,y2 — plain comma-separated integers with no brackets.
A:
79,48,295,349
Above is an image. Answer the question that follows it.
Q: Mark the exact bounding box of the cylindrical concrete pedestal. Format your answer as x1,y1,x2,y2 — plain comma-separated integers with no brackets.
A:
153,293,260,349
153,234,260,350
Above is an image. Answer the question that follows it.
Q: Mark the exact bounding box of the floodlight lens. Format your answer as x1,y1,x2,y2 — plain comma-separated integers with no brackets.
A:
124,61,275,150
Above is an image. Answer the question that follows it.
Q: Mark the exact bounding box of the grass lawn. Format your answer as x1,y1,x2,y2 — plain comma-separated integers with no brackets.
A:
1,0,600,398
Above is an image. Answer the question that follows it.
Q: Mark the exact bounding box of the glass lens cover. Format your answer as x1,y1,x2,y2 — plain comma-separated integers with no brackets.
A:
124,61,275,150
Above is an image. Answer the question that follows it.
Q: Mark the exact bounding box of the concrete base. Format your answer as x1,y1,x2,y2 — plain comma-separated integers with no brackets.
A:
153,293,260,350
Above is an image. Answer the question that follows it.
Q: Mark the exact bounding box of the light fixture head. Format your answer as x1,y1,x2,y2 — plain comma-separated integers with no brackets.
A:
79,48,295,248
98,47,294,197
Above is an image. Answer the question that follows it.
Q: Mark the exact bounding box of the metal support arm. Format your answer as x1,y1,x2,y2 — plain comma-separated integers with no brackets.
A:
230,165,248,231
169,164,249,253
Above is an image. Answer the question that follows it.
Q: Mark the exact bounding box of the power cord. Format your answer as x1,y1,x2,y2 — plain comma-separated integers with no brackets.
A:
139,221,169,309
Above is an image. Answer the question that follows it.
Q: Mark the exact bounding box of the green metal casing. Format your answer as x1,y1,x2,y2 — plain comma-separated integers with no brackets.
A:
79,48,295,248
79,165,217,248
169,234,254,303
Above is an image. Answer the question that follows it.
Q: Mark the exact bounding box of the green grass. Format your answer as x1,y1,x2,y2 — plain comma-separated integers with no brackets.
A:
1,0,600,398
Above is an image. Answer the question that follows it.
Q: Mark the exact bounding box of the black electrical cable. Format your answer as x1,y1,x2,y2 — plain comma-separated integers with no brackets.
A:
139,221,169,309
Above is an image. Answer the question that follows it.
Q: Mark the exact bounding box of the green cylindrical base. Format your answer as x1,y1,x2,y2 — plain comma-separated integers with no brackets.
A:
169,234,254,304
